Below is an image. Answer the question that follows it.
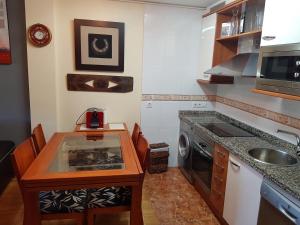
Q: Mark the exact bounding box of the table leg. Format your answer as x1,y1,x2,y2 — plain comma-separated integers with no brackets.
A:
23,189,41,225
130,185,144,225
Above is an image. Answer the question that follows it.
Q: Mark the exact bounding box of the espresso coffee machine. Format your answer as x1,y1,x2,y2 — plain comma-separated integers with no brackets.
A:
86,108,104,128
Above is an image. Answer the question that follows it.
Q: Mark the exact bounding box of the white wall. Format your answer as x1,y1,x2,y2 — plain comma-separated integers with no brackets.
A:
142,101,215,167
216,77,300,144
25,0,58,139
141,5,214,166
217,78,300,119
25,0,145,137
142,5,207,95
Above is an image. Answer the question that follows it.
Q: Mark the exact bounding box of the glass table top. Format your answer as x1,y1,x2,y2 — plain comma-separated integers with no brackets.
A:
49,134,124,172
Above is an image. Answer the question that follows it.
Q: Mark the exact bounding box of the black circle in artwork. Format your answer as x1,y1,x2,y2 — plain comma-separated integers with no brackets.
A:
88,34,112,58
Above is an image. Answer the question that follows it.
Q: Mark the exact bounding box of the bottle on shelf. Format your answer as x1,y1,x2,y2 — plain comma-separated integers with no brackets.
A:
230,8,239,35
239,3,246,33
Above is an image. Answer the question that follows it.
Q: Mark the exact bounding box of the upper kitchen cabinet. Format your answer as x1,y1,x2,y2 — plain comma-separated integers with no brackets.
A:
198,0,266,84
261,0,300,46
198,13,217,82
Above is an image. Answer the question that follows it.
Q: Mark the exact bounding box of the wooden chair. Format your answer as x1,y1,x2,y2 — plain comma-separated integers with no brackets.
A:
11,138,86,225
11,139,35,188
87,134,150,225
132,123,141,148
32,124,46,155
135,134,150,173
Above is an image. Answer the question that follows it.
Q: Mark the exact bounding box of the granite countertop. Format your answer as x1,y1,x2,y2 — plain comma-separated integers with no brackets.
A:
179,111,300,201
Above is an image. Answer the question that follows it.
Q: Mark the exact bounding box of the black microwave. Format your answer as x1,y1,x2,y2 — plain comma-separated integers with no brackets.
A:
256,43,300,96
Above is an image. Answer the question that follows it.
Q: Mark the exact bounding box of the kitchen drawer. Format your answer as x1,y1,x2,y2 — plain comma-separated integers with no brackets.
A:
211,174,226,193
214,145,229,165
210,187,225,214
213,144,229,178
213,160,227,177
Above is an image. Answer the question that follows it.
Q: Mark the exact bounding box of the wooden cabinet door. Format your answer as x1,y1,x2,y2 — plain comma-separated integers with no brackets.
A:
223,154,263,225
261,0,300,46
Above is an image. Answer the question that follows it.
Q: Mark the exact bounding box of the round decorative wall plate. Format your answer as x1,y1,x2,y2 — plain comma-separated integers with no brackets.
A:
28,23,52,47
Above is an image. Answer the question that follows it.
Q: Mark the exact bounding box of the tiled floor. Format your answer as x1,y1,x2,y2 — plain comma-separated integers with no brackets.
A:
144,168,220,225
0,168,219,225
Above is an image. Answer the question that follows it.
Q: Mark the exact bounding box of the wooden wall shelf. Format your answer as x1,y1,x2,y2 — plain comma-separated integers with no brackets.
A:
201,0,263,86
197,75,234,84
252,89,300,101
216,30,262,42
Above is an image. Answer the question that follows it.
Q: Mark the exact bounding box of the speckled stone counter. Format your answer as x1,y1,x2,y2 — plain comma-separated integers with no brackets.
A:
179,110,300,201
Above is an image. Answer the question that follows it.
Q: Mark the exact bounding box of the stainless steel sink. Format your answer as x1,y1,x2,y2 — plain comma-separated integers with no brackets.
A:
248,148,298,166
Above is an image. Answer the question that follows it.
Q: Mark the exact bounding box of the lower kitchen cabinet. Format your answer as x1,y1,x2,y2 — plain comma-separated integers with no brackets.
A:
210,144,229,215
223,154,263,225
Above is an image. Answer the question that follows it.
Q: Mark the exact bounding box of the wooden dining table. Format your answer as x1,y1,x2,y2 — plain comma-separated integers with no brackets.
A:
21,129,144,225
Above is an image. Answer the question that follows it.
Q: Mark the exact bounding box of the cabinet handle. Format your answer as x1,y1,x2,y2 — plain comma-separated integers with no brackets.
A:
262,35,276,41
278,205,298,224
230,159,240,169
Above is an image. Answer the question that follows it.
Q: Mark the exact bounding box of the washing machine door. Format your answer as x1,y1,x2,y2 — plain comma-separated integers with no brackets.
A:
178,132,190,159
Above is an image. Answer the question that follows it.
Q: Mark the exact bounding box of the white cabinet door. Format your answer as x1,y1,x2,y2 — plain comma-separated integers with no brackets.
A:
223,154,263,225
199,13,216,80
261,0,300,46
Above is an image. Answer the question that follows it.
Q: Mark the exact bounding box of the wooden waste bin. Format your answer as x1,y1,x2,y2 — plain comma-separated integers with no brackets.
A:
148,143,169,174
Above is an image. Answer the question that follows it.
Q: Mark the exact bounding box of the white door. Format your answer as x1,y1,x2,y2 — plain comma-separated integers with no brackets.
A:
261,0,300,46
223,154,263,225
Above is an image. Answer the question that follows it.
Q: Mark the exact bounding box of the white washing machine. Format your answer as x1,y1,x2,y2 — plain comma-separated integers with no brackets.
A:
178,120,193,184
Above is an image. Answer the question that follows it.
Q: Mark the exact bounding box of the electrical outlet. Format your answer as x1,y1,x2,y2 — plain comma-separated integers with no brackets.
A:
146,101,152,108
192,102,207,108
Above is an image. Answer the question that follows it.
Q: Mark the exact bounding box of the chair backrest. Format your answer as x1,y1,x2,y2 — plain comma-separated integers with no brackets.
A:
11,138,36,184
131,123,141,148
136,134,150,172
32,123,46,155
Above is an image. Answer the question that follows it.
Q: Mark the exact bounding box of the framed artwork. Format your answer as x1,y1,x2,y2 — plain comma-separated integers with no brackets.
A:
0,0,11,64
74,19,125,72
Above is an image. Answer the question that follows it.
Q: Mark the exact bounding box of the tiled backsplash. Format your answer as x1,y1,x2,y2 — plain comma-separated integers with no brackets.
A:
142,94,300,130
142,94,216,101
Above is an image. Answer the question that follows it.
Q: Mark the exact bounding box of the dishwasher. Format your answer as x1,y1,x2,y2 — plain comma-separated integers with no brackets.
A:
257,180,300,225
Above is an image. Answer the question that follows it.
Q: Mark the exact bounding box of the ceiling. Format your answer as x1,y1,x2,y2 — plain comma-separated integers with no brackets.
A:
124,0,221,8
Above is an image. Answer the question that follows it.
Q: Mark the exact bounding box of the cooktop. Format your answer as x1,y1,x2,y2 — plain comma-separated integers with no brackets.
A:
200,122,254,137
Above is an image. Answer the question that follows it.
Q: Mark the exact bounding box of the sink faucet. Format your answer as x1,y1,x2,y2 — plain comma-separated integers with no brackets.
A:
277,129,300,157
